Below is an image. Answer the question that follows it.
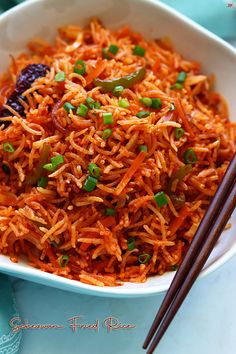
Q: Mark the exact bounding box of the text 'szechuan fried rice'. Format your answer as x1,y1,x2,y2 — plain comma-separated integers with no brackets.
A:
0,19,235,286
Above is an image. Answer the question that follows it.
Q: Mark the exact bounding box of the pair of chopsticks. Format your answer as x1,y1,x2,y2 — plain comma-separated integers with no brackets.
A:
143,153,236,354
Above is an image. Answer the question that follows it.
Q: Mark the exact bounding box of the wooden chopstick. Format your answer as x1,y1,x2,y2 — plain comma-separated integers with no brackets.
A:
145,180,236,354
143,153,236,349
143,153,236,353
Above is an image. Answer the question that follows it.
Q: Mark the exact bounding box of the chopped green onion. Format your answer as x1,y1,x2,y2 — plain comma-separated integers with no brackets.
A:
51,155,64,167
133,45,146,57
140,97,152,107
177,71,187,84
77,103,88,117
63,102,76,113
37,176,48,188
85,97,101,109
118,99,130,108
2,163,10,175
170,264,178,271
85,97,95,108
55,71,66,82
113,85,124,97
127,237,135,251
103,112,113,124
105,208,116,216
138,253,151,264
170,83,183,90
43,155,64,171
136,111,150,118
169,102,176,111
151,98,162,109
154,191,168,208
108,44,119,55
88,163,100,179
74,60,86,76
2,143,14,153
43,163,54,171
175,127,185,140
183,149,197,164
59,255,69,267
102,48,111,60
139,145,148,152
83,176,98,192
102,129,112,140
94,101,101,109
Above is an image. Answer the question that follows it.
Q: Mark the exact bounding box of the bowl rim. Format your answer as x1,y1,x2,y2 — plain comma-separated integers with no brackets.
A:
0,0,236,297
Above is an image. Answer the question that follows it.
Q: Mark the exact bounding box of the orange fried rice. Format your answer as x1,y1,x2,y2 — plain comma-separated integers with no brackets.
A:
0,19,235,286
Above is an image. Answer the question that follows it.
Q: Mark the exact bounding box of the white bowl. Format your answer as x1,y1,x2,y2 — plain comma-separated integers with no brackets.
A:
0,0,236,298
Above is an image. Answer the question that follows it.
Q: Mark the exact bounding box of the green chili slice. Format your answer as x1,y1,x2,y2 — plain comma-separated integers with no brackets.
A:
94,67,146,93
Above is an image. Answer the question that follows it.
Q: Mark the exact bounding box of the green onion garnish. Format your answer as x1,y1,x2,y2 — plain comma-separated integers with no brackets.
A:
43,155,64,171
177,71,187,84
127,237,135,251
105,208,116,216
133,45,146,57
88,163,100,179
55,71,66,82
170,83,183,90
63,102,76,113
108,44,119,55
94,101,101,109
118,99,130,108
139,145,148,152
169,102,176,111
136,111,150,118
113,86,124,97
183,149,197,164
102,129,112,140
85,97,101,109
85,97,95,108
59,255,69,267
37,176,48,188
2,143,14,153
154,191,168,208
151,98,162,109
43,163,54,171
74,60,86,76
103,112,113,124
102,48,111,60
175,127,185,140
140,97,152,107
51,155,64,167
2,163,10,175
77,103,88,117
83,176,98,192
138,253,151,264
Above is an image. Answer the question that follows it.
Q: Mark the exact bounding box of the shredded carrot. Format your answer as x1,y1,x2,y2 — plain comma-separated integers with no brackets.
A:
153,58,160,74
46,245,60,268
169,205,190,236
101,216,116,228
175,98,194,137
115,151,147,195
85,59,106,85
80,243,91,251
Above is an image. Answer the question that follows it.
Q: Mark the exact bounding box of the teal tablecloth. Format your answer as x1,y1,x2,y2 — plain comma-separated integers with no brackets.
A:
0,1,235,354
